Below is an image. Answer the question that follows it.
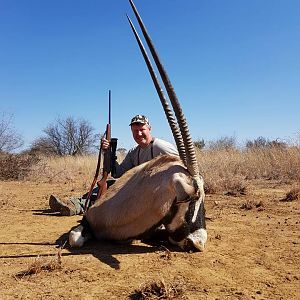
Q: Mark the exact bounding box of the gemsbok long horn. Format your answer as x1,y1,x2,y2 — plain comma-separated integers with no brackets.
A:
128,0,201,182
126,15,187,166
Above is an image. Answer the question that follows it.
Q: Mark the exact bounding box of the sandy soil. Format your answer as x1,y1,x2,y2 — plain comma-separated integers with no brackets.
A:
0,179,299,299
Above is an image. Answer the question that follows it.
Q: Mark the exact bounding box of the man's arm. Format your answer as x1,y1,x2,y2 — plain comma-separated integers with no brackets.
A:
101,138,135,178
114,150,135,178
153,138,179,157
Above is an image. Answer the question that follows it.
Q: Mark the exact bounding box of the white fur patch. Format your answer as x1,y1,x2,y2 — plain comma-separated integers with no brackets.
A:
169,228,207,252
187,228,207,252
192,199,201,223
69,225,89,248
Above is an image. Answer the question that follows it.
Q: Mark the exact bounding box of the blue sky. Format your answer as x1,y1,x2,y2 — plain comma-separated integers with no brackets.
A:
1,0,299,151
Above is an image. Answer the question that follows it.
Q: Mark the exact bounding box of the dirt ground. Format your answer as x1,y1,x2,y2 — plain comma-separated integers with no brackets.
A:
0,179,299,299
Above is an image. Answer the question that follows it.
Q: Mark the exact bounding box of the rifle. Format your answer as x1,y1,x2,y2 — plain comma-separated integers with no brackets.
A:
96,90,112,200
84,90,113,212
110,137,118,178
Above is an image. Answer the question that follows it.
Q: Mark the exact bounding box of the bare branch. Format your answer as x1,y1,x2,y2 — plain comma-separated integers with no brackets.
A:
31,116,97,156
0,112,23,153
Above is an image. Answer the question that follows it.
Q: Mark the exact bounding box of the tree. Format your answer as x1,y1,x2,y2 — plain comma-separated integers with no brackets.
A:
245,136,268,148
207,136,236,150
0,112,23,153
31,117,97,156
246,136,286,149
194,139,205,150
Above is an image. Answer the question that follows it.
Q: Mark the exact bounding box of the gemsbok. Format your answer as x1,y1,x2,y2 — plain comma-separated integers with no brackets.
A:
69,0,207,252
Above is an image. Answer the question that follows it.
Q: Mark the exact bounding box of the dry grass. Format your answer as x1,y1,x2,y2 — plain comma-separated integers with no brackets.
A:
280,186,300,202
128,279,185,299
240,200,265,210
197,146,300,194
15,249,62,279
27,152,127,185
27,154,97,184
240,146,300,180
197,149,247,195
18,146,300,195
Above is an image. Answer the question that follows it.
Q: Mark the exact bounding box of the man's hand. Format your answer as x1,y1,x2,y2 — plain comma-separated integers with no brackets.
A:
101,138,110,150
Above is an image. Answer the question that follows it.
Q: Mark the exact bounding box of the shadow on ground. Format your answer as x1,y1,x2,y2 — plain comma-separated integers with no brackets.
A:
55,226,180,270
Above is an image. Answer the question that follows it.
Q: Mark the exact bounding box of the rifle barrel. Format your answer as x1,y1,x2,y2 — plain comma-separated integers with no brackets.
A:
108,90,111,125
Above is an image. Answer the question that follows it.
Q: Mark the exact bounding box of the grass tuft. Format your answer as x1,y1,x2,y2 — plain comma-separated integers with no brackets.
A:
280,186,300,202
129,278,185,299
15,249,62,279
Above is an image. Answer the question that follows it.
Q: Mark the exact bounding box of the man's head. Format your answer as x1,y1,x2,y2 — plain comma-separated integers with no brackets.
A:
129,115,152,148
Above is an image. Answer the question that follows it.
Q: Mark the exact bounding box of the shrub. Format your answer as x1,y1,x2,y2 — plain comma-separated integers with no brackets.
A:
194,139,205,150
246,136,287,149
0,153,40,180
207,136,237,151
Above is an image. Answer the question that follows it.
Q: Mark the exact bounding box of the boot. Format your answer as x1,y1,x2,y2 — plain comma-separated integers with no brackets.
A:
49,195,76,216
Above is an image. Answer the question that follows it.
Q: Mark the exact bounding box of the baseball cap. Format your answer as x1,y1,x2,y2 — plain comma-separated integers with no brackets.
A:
129,114,150,126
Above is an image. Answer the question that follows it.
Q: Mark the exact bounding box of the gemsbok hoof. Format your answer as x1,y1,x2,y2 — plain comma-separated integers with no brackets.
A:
69,225,91,248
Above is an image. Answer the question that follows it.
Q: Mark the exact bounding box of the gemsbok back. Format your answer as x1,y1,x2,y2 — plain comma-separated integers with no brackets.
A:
69,0,207,252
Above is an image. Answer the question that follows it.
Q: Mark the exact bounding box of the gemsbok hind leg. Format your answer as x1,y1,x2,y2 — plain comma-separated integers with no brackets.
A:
69,217,92,248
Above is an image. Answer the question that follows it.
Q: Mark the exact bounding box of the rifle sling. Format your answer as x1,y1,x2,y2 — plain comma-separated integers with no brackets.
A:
137,139,154,165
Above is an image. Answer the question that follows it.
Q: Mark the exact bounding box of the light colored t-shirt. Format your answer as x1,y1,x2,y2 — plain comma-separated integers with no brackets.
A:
115,137,178,177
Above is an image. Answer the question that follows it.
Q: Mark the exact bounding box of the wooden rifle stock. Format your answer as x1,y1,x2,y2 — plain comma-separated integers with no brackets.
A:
96,122,111,200
84,90,112,212
83,133,104,212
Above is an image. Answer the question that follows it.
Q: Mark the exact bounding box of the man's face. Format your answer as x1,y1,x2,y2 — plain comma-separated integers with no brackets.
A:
131,123,152,148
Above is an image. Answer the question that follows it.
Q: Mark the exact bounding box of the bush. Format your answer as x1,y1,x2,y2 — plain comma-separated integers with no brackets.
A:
207,136,237,151
0,153,40,180
194,139,205,150
245,136,287,149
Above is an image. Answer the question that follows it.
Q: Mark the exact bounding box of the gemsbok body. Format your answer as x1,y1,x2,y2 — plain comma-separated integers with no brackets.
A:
69,0,207,252
70,155,206,251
